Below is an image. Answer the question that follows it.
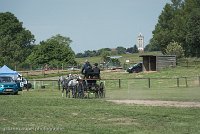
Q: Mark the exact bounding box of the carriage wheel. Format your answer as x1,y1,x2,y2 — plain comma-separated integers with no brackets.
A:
99,82,105,98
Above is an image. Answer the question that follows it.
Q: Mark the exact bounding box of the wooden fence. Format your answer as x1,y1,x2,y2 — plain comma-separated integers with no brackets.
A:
177,59,200,68
104,76,200,89
27,76,200,90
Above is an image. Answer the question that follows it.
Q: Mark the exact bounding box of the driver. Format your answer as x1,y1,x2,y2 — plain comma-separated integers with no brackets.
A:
81,59,92,78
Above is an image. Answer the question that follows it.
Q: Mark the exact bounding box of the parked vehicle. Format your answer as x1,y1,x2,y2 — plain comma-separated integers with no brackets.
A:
22,78,32,90
0,76,19,95
127,62,143,73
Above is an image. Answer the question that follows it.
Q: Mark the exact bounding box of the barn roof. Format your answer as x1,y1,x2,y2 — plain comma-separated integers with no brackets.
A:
139,55,176,57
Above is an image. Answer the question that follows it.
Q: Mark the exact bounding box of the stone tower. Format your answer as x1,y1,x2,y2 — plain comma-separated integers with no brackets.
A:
137,33,144,51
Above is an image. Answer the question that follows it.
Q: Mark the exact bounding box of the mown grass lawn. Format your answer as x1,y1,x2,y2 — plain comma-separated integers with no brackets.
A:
0,90,200,134
2,61,200,134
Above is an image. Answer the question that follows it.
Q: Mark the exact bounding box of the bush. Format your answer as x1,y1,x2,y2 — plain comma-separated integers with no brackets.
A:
165,42,184,59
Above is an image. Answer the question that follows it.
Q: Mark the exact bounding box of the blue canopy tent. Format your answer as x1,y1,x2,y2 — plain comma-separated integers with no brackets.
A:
0,65,19,80
0,65,23,91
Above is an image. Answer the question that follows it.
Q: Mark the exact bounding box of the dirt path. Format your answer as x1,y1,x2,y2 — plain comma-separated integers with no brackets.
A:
107,100,200,108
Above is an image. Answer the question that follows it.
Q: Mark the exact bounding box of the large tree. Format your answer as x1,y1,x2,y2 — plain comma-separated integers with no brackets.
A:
0,12,35,67
149,1,183,53
184,0,200,57
148,0,200,57
26,34,76,68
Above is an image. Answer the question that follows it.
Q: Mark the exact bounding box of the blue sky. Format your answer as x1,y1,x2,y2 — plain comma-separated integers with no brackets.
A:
0,0,171,53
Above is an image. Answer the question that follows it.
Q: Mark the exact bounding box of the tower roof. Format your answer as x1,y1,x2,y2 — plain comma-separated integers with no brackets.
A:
138,33,143,37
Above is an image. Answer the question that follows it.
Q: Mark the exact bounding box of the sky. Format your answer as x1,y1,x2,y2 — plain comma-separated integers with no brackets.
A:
0,0,171,53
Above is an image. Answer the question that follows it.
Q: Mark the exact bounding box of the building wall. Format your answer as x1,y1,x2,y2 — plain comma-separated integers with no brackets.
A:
141,55,176,71
156,56,176,71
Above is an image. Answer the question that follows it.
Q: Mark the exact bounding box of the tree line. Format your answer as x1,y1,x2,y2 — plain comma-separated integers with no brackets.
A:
0,12,76,70
75,45,139,58
146,0,200,57
0,12,139,69
0,0,200,70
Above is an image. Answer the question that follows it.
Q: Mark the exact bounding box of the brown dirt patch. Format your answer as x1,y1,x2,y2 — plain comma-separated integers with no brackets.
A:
107,100,200,108
106,117,138,125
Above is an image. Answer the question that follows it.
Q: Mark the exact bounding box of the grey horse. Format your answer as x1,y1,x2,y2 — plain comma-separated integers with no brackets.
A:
61,75,83,98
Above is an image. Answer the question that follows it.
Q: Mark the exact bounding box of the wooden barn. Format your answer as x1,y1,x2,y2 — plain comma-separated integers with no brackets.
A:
139,55,176,71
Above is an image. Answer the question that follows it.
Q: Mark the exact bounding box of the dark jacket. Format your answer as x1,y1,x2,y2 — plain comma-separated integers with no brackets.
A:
81,62,91,75
93,66,100,78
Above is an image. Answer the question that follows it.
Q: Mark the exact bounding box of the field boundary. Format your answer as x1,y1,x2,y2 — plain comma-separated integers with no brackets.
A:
108,100,200,108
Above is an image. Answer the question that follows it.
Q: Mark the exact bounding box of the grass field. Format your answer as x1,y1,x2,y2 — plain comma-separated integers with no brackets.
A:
0,89,200,134
75,51,162,65
1,55,200,134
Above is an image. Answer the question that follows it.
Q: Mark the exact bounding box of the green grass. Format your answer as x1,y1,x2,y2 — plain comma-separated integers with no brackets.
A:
107,86,200,101
0,90,200,134
2,55,200,134
75,52,162,65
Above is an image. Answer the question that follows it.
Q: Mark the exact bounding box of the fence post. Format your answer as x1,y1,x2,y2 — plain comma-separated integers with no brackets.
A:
177,78,179,87
148,78,151,88
119,79,121,88
42,70,45,78
58,79,60,90
199,76,200,87
185,77,188,87
33,80,36,90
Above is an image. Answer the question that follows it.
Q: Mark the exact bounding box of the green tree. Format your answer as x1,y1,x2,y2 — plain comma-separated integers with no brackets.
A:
165,42,184,58
149,0,183,53
83,50,98,57
133,45,139,53
149,0,200,57
116,46,126,54
0,12,35,67
126,47,134,53
98,48,111,56
185,8,200,57
76,53,84,58
101,51,110,62
26,34,76,68
149,3,174,53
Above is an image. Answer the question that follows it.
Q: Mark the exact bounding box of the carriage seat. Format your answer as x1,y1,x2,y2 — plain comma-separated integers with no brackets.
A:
85,72,100,85
91,72,100,79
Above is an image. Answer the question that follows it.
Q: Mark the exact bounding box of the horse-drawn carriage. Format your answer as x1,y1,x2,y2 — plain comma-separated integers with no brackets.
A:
60,73,105,98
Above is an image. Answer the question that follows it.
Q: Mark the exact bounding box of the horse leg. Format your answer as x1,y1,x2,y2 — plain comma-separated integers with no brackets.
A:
66,86,70,98
72,87,75,98
79,84,84,98
72,86,76,98
62,86,64,97
78,85,81,98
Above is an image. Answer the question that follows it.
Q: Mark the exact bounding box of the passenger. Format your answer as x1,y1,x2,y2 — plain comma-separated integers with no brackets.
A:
91,63,100,84
93,63,100,79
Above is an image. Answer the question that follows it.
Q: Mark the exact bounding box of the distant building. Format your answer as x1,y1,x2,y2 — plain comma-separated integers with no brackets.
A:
139,55,176,71
137,33,144,51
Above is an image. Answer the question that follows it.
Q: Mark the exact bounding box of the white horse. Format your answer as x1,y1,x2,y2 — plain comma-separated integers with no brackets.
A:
61,74,83,98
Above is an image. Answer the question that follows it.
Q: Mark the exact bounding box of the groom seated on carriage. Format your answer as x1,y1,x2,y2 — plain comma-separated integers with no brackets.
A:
92,63,100,79
81,61,100,84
